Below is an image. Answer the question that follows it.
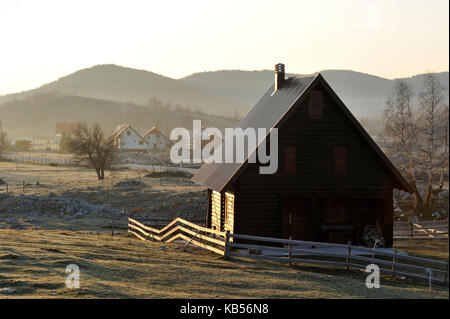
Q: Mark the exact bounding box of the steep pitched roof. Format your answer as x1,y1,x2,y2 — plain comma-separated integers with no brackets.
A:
111,124,131,138
142,126,168,139
191,73,413,194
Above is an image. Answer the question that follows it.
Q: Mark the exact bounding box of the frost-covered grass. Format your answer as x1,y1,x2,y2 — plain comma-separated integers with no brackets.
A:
0,161,448,299
394,238,448,261
0,230,448,299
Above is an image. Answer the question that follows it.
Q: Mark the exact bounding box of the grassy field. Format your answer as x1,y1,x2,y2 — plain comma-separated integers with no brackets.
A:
0,228,448,299
394,239,449,262
1,161,448,299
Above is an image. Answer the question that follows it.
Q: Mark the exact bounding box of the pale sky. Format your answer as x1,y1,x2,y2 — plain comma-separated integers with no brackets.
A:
0,0,448,95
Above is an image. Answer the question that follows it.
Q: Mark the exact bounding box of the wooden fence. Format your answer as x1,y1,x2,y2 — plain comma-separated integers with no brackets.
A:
225,233,449,286
394,220,448,239
1,152,74,166
128,217,226,255
128,217,449,287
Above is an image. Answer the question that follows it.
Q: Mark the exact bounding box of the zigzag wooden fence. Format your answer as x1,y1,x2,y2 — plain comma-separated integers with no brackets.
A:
394,220,448,239
128,217,226,255
128,217,449,287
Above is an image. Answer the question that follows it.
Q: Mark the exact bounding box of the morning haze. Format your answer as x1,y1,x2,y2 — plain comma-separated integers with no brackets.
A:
0,0,448,94
0,0,448,301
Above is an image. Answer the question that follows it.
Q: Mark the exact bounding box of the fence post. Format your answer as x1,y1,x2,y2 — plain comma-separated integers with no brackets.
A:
111,216,114,237
346,241,351,270
6,183,8,193
288,236,293,266
224,230,231,257
447,218,449,238
445,261,449,285
183,229,200,251
22,180,25,194
392,249,398,277
410,217,414,238
371,239,379,261
426,268,433,290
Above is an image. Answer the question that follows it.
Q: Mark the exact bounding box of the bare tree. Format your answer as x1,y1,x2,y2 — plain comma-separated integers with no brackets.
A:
419,73,445,207
437,104,449,196
0,121,9,158
384,80,423,210
68,123,116,180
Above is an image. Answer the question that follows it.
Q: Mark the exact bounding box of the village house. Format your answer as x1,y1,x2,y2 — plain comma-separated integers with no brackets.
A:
142,127,170,151
192,64,412,248
111,124,147,152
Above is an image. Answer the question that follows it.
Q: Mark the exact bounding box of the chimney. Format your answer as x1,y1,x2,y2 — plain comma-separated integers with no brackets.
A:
274,63,285,91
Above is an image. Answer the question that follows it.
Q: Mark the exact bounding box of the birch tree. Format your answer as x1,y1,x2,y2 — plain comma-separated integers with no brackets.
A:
385,80,422,210
0,121,9,158
438,104,449,197
419,73,445,208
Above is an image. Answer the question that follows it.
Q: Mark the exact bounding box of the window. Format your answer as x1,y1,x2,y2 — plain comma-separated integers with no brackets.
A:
308,90,323,119
283,146,296,174
139,140,143,145
127,130,131,136
334,146,348,175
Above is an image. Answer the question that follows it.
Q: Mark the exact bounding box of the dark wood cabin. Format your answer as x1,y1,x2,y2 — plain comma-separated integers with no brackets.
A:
192,64,412,247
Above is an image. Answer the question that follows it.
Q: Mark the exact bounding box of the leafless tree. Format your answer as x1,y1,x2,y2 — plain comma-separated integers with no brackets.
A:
419,73,446,206
68,123,116,180
0,121,9,158
437,104,449,197
384,80,423,210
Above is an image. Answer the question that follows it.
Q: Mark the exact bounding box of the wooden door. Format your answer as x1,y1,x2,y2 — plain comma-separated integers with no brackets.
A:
283,199,305,240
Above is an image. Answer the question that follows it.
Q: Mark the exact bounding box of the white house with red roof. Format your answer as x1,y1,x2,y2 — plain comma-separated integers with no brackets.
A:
111,124,147,152
142,126,170,151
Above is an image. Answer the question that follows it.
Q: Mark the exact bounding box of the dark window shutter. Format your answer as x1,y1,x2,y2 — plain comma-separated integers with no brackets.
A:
283,146,296,174
334,146,348,175
308,90,323,119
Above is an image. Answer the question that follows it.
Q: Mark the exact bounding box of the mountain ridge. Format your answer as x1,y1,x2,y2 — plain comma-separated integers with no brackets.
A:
1,65,448,126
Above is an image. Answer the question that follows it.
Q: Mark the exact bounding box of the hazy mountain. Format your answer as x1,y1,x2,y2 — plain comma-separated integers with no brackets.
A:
0,64,247,117
0,92,238,139
1,65,447,139
182,70,449,118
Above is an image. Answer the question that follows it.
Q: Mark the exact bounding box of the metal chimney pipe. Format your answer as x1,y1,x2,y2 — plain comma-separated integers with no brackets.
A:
274,63,285,91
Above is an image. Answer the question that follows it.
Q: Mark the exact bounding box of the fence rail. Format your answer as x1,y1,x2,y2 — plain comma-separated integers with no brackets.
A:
128,217,449,287
225,233,449,286
1,152,74,166
128,217,226,255
394,220,448,239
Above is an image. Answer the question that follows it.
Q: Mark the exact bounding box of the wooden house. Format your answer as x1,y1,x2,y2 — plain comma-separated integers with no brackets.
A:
192,64,412,247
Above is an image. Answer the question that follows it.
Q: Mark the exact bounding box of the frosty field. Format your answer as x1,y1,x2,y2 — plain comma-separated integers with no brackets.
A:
0,161,448,299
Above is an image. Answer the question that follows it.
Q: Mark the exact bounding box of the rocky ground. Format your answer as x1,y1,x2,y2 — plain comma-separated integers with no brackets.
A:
0,161,206,232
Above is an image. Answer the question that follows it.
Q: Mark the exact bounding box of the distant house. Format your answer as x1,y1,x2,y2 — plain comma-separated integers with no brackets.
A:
55,122,80,144
142,127,170,151
192,64,412,248
111,124,147,152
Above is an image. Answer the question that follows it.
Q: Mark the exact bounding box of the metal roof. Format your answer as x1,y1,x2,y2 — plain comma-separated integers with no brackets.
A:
191,74,317,191
191,73,413,194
